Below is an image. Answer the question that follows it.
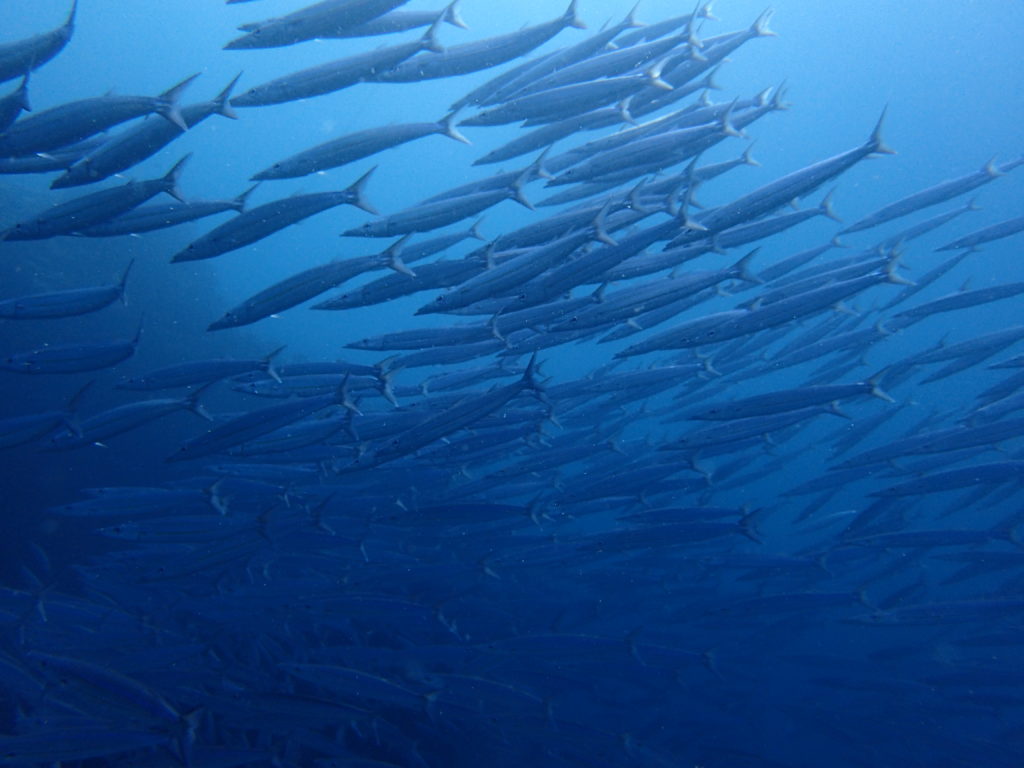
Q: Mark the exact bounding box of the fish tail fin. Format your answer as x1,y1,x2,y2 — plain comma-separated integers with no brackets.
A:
720,97,743,138
564,0,587,30
163,154,191,202
528,145,554,180
592,199,617,245
511,171,535,211
703,648,723,679
213,73,242,119
868,107,896,155
345,166,378,214
440,110,471,145
623,1,644,29
387,234,416,277
61,380,93,437
819,188,842,222
374,354,401,379
770,82,790,111
421,14,445,54
616,95,636,125
627,177,655,215
739,508,763,544
488,311,506,344
983,157,1004,177
741,142,760,166
157,73,200,132
185,382,215,422
522,352,549,403
468,217,486,240
752,8,776,37
17,73,31,112
443,0,468,30
867,368,895,403
131,314,145,349
700,1,720,22
335,374,362,416
232,182,259,212
117,259,134,304
884,259,914,286
700,65,724,94
827,401,851,420
965,197,982,212
376,366,400,407
683,2,704,49
733,248,762,284
645,56,674,91
678,183,707,231
64,0,78,30
699,352,721,377
264,345,286,383
66,379,93,414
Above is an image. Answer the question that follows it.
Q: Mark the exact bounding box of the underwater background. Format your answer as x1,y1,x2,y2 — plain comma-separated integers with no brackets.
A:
1,0,1023,765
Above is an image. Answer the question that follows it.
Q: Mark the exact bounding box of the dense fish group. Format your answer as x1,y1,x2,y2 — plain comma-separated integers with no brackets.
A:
0,1,1023,766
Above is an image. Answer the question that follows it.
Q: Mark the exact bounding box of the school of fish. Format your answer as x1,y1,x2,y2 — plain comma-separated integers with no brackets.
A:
0,0,1023,766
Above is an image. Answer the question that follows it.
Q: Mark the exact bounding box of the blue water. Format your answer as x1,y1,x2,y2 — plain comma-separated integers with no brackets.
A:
1,1,1023,766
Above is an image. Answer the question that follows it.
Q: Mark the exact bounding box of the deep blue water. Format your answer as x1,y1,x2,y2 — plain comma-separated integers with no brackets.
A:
1,1,1023,766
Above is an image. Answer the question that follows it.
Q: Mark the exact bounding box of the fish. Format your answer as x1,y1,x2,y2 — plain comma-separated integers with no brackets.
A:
0,321,142,374
0,73,197,157
343,172,531,239
458,60,674,128
2,155,189,240
2,3,1023,767
0,381,91,449
51,74,240,189
166,379,359,461
43,387,211,451
665,109,893,249
0,260,131,318
0,135,104,175
840,157,1023,234
115,347,286,390
0,74,31,133
230,20,443,107
252,111,468,181
416,228,594,315
0,0,76,84
207,239,412,330
550,250,761,334
684,375,892,421
369,0,587,83
461,3,645,110
73,186,255,238
316,2,469,39
346,354,544,469
172,168,375,262
225,0,414,50
888,280,1024,330
871,461,1024,496
617,263,909,357
935,213,1024,252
